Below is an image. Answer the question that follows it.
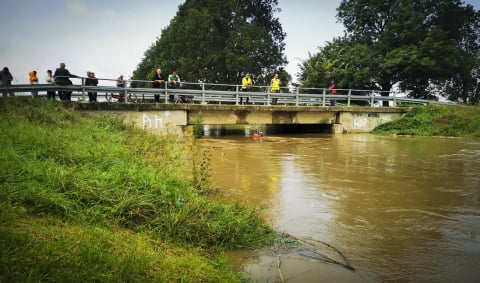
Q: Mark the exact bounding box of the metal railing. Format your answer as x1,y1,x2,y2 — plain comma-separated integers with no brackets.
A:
1,76,451,107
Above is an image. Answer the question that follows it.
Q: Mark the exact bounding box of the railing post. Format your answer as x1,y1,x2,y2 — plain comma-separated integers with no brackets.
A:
370,91,375,107
164,83,168,103
296,87,300,106
123,83,127,102
267,87,271,106
201,82,206,104
235,85,239,105
81,77,85,101
392,91,397,107
322,88,326,106
347,89,351,107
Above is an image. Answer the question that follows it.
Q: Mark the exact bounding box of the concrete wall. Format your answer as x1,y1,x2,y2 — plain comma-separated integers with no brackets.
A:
81,110,187,136
336,111,404,133
76,104,408,135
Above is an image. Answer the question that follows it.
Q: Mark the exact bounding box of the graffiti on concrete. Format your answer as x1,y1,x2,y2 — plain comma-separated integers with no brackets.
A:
352,118,368,128
142,111,171,129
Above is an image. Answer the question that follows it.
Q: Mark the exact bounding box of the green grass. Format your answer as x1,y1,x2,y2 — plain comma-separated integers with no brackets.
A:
0,206,239,282
0,97,273,282
371,104,480,137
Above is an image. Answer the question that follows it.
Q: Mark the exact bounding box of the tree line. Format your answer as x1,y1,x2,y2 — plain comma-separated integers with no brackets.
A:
132,0,479,104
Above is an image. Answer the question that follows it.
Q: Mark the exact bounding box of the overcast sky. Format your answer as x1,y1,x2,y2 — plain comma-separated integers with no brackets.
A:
0,0,478,86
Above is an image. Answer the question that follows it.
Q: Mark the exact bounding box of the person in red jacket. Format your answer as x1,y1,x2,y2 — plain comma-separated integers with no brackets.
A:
329,79,337,106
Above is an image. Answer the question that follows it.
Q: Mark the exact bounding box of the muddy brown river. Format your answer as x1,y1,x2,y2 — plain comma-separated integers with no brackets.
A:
203,133,480,282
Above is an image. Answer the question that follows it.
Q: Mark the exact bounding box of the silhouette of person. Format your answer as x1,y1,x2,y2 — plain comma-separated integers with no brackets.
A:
54,63,77,101
0,67,14,97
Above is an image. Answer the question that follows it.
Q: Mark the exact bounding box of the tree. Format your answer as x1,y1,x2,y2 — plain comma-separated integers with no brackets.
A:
436,3,480,104
299,0,480,104
298,38,382,93
133,0,288,88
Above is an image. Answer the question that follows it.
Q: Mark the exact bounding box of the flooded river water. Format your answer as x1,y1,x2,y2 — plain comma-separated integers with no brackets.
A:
203,134,480,282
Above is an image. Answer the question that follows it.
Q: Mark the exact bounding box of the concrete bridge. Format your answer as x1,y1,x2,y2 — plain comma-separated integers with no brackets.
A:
2,82,419,135
75,102,409,136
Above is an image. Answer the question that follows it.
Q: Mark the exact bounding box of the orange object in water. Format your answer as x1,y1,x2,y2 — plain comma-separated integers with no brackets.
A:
252,133,260,139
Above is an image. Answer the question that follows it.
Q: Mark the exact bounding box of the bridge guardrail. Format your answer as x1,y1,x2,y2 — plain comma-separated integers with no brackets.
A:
0,77,448,107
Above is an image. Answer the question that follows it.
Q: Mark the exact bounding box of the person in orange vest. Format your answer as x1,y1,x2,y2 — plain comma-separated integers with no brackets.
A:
29,70,39,98
329,79,337,106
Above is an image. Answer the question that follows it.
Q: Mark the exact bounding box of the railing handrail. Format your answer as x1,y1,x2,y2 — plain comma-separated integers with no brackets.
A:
1,79,454,106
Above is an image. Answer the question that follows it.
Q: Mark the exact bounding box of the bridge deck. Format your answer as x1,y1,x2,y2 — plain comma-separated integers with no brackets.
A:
73,101,409,113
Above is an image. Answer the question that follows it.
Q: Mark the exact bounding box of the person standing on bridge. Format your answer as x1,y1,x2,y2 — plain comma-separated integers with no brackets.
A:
329,79,337,106
116,75,126,102
270,73,281,105
0,67,14,97
85,71,98,102
54,63,77,101
168,71,182,89
45,70,55,100
168,71,185,103
152,68,166,103
29,70,39,98
240,73,252,104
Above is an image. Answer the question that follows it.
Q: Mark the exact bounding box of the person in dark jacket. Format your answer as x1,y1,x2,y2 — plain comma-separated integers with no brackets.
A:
0,67,14,97
53,63,77,101
152,68,166,102
85,71,99,102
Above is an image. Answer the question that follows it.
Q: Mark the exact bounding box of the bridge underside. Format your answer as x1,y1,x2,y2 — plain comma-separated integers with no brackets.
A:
188,109,336,125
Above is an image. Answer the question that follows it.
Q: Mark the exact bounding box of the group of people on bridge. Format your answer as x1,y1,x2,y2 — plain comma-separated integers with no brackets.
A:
1,63,338,106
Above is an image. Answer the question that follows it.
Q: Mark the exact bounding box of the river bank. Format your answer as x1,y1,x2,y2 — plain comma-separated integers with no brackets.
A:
0,97,274,282
371,104,480,137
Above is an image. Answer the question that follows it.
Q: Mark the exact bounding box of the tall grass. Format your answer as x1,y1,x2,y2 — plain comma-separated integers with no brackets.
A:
371,104,480,137
0,208,241,282
0,97,273,282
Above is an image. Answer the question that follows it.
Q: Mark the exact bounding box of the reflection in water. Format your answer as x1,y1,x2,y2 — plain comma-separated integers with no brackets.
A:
204,134,480,282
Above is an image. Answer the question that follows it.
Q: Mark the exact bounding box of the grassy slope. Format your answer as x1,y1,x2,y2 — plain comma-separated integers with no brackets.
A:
0,97,273,282
371,104,480,137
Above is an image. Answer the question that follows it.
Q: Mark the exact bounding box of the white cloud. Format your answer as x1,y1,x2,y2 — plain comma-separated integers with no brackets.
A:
65,0,88,15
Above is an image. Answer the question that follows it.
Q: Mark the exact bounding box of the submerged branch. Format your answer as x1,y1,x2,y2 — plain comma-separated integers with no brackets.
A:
280,232,355,271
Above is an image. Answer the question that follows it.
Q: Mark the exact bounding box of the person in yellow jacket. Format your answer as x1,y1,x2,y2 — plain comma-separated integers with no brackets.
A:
29,70,39,98
270,73,280,104
240,73,252,104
